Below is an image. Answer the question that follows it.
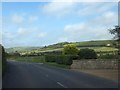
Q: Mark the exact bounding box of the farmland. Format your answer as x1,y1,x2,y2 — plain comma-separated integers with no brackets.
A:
5,40,118,56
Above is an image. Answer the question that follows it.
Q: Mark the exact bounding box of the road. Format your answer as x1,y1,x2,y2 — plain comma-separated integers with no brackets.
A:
2,61,118,88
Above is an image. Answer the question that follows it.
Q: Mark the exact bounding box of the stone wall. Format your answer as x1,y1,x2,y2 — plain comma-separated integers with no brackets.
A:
71,59,118,69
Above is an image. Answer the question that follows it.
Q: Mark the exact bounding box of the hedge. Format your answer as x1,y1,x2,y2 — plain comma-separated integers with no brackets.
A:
78,48,97,59
45,55,75,65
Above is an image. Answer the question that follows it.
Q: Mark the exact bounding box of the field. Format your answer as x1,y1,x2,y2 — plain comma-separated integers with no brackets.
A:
5,40,118,53
6,40,119,68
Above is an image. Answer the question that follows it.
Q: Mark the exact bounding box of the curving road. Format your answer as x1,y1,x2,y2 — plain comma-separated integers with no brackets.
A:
2,60,118,88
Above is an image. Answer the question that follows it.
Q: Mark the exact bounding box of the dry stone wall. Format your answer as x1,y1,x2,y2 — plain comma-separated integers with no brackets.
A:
71,59,118,69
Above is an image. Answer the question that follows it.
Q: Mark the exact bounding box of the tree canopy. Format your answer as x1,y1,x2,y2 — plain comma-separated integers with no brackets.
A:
63,44,78,55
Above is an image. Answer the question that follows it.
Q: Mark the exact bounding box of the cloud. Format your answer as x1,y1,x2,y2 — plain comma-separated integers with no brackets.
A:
42,2,77,17
3,27,47,47
63,10,117,41
64,23,85,33
92,11,118,27
11,14,24,24
17,27,47,37
42,2,117,18
2,0,119,2
38,32,47,38
28,16,38,23
2,32,16,39
17,28,30,35
11,13,39,24
77,3,116,16
51,0,119,2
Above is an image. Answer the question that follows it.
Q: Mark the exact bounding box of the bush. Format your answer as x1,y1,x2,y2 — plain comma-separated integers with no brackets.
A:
45,55,56,62
78,48,97,59
63,44,79,55
45,55,73,65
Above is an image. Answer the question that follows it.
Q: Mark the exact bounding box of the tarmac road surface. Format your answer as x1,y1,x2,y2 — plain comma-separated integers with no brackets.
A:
2,61,118,88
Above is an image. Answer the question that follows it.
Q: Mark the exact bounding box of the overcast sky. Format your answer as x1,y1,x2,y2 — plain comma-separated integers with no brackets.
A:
2,1,118,48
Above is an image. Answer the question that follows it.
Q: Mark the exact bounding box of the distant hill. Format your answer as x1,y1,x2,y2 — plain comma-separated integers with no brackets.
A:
45,40,115,48
5,40,116,53
5,47,42,53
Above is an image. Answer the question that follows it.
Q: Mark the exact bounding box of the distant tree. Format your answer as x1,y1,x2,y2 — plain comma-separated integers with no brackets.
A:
63,44,79,55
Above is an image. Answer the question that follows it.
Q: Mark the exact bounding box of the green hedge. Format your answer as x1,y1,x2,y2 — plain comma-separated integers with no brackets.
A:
45,55,56,62
45,55,74,65
78,48,97,59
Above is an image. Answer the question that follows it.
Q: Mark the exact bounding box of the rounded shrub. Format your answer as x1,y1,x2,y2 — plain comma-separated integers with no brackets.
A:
63,44,78,55
78,48,97,59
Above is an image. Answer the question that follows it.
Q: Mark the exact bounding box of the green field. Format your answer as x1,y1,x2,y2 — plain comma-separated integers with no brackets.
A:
6,40,119,69
5,40,118,58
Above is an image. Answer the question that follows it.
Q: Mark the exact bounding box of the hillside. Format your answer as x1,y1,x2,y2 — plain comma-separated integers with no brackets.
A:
5,40,117,53
5,47,42,53
45,40,115,49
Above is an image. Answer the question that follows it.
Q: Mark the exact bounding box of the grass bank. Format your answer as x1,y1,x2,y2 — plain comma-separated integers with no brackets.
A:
7,56,70,69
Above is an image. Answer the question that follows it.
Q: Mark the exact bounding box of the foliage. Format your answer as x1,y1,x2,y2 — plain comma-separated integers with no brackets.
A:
109,25,120,55
109,26,120,41
45,55,56,62
1,44,7,75
45,55,73,65
63,44,79,55
78,48,97,59
98,53,117,59
8,56,45,63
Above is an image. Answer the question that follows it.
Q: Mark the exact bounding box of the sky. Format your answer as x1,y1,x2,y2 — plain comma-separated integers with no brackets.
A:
1,1,118,48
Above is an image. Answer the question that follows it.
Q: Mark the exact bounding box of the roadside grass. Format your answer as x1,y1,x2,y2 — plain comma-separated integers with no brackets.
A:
44,62,70,69
8,56,45,63
7,56,70,69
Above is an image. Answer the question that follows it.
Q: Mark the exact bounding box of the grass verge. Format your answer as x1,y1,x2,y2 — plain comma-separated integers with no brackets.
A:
7,56,70,69
44,62,70,69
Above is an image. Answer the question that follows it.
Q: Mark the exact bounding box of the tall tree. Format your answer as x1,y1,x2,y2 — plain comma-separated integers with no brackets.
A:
109,25,120,55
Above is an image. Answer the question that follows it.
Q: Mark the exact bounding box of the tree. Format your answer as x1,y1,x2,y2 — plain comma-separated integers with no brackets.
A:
63,44,79,55
109,25,120,55
109,26,120,41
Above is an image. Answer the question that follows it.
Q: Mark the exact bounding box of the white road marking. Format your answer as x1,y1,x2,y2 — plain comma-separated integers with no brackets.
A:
57,82,67,88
